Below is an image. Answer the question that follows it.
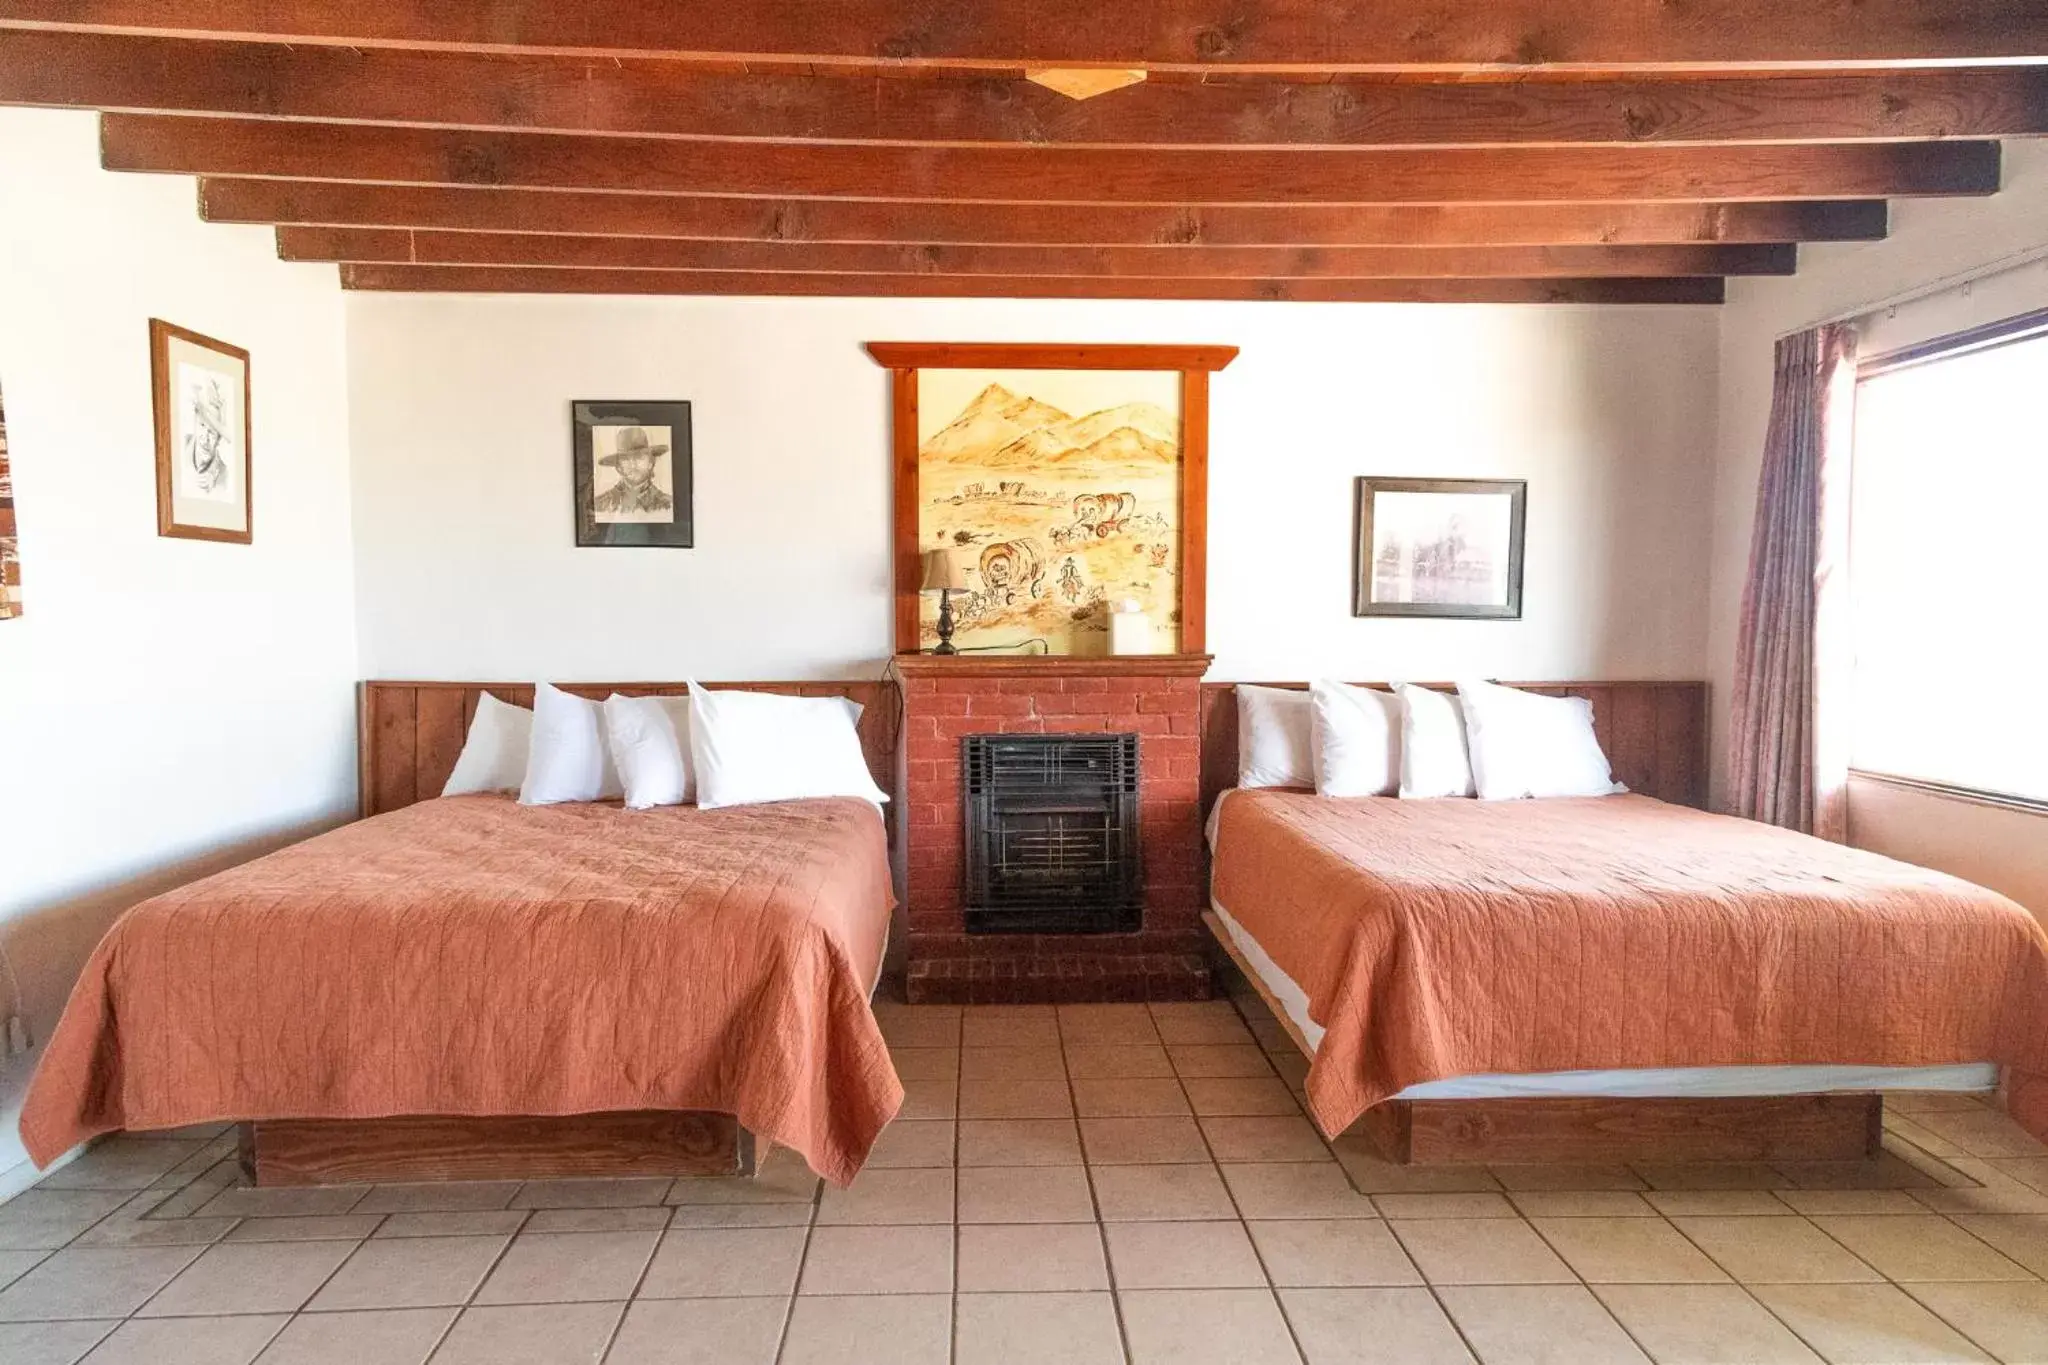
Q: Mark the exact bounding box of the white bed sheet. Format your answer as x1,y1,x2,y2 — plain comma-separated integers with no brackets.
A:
1208,897,1998,1101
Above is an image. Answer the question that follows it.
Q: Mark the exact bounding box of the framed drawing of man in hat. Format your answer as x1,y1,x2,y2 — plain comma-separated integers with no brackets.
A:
150,319,251,543
572,400,693,548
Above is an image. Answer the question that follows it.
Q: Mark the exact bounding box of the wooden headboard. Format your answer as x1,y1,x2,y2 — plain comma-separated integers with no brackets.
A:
358,680,900,819
1198,681,1708,817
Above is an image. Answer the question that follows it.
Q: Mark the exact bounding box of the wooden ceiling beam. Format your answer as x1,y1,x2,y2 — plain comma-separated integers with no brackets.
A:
204,181,1891,247
3,2,2043,72
7,32,2048,146
276,226,1797,278
335,264,1727,303
102,116,2001,204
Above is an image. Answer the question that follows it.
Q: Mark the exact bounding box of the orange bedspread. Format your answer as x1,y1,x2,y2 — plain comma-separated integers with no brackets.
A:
22,794,901,1185
1210,791,2048,1139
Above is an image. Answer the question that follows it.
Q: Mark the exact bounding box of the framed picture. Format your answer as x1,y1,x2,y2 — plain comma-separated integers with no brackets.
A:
867,342,1237,656
1354,476,1526,619
0,378,19,619
572,400,693,548
150,319,251,543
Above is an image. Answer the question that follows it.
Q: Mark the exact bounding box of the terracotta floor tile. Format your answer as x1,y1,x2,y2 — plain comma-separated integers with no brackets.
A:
957,1078,1073,1121
1093,1164,1234,1221
798,1224,952,1295
1390,1218,1575,1286
1489,1165,1646,1192
425,1301,623,1365
252,1307,456,1365
600,1298,785,1365
1072,1078,1191,1118
373,1211,529,1239
778,1294,950,1365
956,1166,1095,1224
1168,1046,1275,1079
222,1215,383,1243
637,1226,806,1299
861,1120,957,1169
1904,1281,2048,1365
885,1048,959,1082
1107,1219,1266,1289
961,1013,1060,1048
957,1119,1081,1167
1224,1164,1379,1220
521,1208,668,1235
1081,1116,1211,1165
1645,1190,1795,1217
1948,1213,2048,1276
1532,1216,1728,1284
38,1140,208,1193
506,1178,670,1211
959,1046,1067,1081
1064,1044,1176,1080
1372,1193,1519,1220
305,1235,508,1311
1249,1219,1420,1287
76,1314,286,1365
0,1246,202,1320
1200,1116,1332,1164
1057,1003,1161,1045
1509,1192,1655,1219
955,1223,1109,1292
874,1005,961,1049
352,1183,521,1216
1671,1215,1881,1284
1809,1214,2030,1282
1151,1012,1257,1047
139,1238,355,1316
1279,1286,1475,1364
0,1320,118,1365
1594,1284,1822,1364
472,1230,658,1304
955,1291,1124,1365
1437,1285,1649,1365
1118,1287,1302,1365
1750,1283,1993,1364
895,1077,959,1121
815,1168,953,1226
1182,1077,1303,1118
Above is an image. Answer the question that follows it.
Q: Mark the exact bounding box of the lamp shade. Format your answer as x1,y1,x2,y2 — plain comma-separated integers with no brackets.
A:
920,548,970,593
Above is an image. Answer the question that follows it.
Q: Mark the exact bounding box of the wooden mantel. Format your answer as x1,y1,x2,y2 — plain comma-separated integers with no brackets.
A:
891,652,1213,680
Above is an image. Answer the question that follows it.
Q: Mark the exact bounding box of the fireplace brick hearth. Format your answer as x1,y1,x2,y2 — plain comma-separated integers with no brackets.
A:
892,653,1214,1004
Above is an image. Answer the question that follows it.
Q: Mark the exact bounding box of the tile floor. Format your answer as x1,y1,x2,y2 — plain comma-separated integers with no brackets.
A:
3,993,2048,1363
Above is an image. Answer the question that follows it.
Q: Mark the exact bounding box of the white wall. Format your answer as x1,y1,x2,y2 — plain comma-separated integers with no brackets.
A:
1708,139,2048,918
0,109,360,1185
348,296,1719,685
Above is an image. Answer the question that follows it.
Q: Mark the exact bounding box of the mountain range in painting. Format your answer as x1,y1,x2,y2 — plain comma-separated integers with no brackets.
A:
922,383,1177,468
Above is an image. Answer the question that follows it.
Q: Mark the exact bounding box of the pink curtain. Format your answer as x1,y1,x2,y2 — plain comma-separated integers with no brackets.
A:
1729,324,1857,839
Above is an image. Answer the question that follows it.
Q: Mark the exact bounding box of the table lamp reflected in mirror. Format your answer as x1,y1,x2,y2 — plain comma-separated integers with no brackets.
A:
920,548,970,655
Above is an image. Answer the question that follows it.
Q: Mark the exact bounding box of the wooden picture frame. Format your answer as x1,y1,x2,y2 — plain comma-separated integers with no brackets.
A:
866,342,1236,656
572,400,693,548
1353,476,1527,620
150,319,252,544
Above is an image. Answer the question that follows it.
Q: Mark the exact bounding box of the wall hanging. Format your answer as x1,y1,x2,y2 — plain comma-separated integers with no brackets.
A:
151,319,252,544
1353,476,1526,619
572,400,693,548
868,343,1235,656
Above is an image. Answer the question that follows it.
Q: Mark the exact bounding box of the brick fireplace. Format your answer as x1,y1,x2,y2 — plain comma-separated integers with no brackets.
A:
893,653,1214,1004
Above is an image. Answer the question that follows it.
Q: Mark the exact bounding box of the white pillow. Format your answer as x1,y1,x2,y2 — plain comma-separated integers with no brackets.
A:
1309,680,1402,798
1457,679,1626,800
688,683,889,811
1236,685,1314,789
603,693,695,809
519,683,624,806
1394,683,1475,799
441,692,533,797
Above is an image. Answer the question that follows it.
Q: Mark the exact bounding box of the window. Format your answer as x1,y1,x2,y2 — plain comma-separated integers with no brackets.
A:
1849,310,2048,805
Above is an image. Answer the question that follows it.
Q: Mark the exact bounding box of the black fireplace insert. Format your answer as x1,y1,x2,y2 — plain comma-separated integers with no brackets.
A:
962,733,1142,934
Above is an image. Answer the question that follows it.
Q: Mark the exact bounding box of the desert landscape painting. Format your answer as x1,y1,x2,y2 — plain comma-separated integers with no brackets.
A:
916,368,1182,655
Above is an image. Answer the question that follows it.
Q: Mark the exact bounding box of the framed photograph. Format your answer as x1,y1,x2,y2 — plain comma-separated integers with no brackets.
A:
1354,476,1526,619
572,400,693,548
151,319,251,543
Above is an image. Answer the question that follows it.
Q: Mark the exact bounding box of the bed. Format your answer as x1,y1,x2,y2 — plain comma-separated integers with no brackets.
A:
1199,681,2048,1164
20,680,902,1187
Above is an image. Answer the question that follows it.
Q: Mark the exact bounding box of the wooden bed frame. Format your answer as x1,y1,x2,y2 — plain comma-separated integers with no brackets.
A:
1197,680,1884,1167
233,679,898,1188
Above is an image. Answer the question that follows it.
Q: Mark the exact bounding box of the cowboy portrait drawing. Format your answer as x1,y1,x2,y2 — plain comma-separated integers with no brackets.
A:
183,373,233,499
592,425,673,518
